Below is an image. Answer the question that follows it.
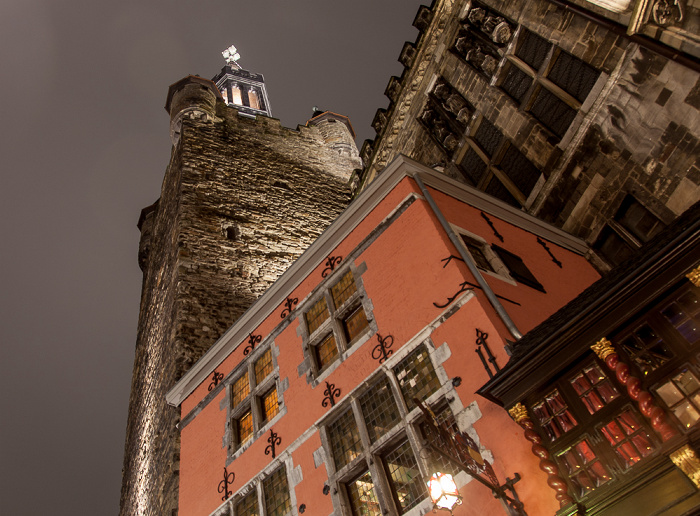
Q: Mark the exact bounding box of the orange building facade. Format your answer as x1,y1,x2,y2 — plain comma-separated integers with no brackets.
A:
166,157,602,516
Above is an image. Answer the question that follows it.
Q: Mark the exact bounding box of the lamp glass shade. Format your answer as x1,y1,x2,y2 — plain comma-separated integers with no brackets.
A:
427,472,462,511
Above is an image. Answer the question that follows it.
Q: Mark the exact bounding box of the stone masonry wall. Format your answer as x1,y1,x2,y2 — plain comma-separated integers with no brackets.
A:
361,0,700,260
120,100,355,516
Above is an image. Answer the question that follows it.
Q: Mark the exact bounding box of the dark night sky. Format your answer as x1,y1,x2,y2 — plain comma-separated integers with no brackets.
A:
0,1,426,513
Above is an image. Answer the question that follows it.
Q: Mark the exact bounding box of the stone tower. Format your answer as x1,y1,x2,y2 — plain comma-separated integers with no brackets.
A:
120,54,361,515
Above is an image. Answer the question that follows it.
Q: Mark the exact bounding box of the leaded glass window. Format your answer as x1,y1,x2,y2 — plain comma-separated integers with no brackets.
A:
346,471,381,516
384,441,426,513
393,346,441,410
232,374,250,408
263,467,291,516
557,439,612,498
236,491,259,516
254,349,273,384
303,267,370,376
328,408,363,470
359,377,400,443
261,388,279,423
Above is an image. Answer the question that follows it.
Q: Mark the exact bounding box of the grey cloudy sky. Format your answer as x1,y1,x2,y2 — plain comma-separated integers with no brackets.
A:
0,0,426,513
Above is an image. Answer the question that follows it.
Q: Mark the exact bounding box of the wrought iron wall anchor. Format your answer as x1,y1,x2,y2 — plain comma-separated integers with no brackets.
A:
243,333,262,355
218,467,235,501
321,255,342,277
475,328,500,378
280,297,298,318
536,237,562,268
371,333,394,364
481,212,504,242
434,281,473,308
264,429,282,459
208,371,224,391
322,381,341,407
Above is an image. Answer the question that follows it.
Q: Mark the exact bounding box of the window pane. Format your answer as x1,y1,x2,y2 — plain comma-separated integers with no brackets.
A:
656,369,700,430
473,118,503,158
306,298,330,335
558,439,611,498
531,390,578,441
501,64,533,104
460,235,494,272
516,29,551,70
601,410,655,468
393,346,441,410
347,471,382,516
547,51,600,103
254,349,273,384
263,467,291,516
238,411,253,446
328,408,363,470
314,334,339,370
529,87,577,139
236,490,259,516
331,271,357,308
570,364,619,414
619,325,673,375
360,377,401,443
498,145,540,198
662,290,700,344
344,306,369,342
459,147,488,186
232,374,250,408
384,441,426,513
261,388,279,423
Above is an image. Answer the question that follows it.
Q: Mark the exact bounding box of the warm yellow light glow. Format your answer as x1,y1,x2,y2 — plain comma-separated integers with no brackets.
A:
428,472,462,511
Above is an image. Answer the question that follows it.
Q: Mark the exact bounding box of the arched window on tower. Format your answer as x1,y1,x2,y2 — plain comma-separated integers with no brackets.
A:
248,89,261,111
231,85,243,106
220,88,229,104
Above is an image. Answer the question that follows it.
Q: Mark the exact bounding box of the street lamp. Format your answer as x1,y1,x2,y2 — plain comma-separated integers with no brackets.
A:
415,399,527,516
427,471,462,513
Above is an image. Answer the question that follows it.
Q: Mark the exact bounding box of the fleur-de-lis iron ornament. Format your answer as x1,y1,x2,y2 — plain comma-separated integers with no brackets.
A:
371,333,394,364
322,381,341,408
217,467,235,501
243,333,262,355
208,371,224,391
321,255,342,278
264,429,282,459
280,297,298,318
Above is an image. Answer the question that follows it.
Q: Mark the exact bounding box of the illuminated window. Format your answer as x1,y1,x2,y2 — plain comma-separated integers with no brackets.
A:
529,360,658,504
323,344,443,514
393,345,442,411
261,388,279,424
248,89,261,111
263,467,291,516
233,467,291,516
584,0,631,13
228,345,280,454
302,267,371,377
346,471,381,516
235,490,258,516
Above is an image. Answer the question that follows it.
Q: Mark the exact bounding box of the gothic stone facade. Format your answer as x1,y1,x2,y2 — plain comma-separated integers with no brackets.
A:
120,76,360,516
358,0,700,269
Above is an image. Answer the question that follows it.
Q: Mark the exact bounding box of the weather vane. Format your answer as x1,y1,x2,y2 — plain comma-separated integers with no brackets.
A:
222,45,241,68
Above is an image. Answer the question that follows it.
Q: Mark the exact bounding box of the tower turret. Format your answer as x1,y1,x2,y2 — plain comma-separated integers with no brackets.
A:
164,75,220,145
307,108,362,170
212,45,272,118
